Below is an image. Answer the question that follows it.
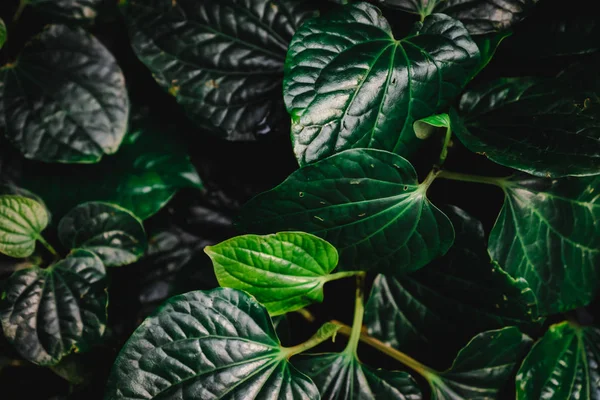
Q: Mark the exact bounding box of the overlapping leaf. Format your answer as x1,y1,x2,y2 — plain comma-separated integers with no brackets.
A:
284,2,479,165
0,249,107,365
489,175,600,315
237,149,454,274
0,195,48,258
0,25,129,163
28,0,103,20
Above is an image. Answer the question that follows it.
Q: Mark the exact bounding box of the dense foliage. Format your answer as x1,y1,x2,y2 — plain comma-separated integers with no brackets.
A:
0,0,599,399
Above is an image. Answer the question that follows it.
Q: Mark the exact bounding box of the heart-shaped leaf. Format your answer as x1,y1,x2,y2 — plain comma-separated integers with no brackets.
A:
120,0,318,140
58,202,147,267
365,205,540,368
452,61,600,178
104,288,326,400
516,321,600,400
0,24,129,163
0,195,48,258
284,2,479,165
294,352,422,400
0,249,107,365
237,149,454,274
28,0,102,20
489,175,600,315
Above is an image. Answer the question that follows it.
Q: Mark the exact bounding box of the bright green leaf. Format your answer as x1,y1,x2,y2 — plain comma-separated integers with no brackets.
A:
0,18,6,50
29,0,102,20
120,0,318,140
0,249,107,365
0,25,129,163
284,2,479,165
413,113,450,140
104,288,320,400
365,205,540,368
237,149,455,274
205,232,342,316
0,195,48,258
489,175,600,315
58,202,147,267
516,321,600,400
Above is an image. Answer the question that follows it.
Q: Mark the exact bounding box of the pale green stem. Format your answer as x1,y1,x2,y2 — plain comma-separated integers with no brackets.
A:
437,170,510,188
324,270,364,283
344,273,366,357
13,0,28,22
438,125,452,166
294,308,316,323
419,168,442,194
281,322,340,359
37,236,59,259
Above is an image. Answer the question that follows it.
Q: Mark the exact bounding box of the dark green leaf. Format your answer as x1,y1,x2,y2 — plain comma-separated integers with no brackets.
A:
284,2,479,165
237,149,454,274
0,18,6,50
205,232,340,316
29,0,102,20
58,202,147,267
294,351,422,399
0,249,107,365
489,175,600,315
19,118,202,220
104,288,320,400
473,31,511,74
0,195,48,258
516,321,600,400
365,205,540,368
453,62,600,177
120,0,317,140
0,25,129,163
426,327,531,399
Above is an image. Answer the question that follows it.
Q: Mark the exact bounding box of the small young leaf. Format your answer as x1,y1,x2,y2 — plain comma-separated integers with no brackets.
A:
205,232,340,316
0,249,107,365
489,175,600,315
58,202,147,267
104,288,320,400
285,2,479,165
0,25,129,163
516,321,600,399
0,18,6,50
237,149,454,275
0,195,48,258
413,113,450,140
28,0,102,20
294,352,422,400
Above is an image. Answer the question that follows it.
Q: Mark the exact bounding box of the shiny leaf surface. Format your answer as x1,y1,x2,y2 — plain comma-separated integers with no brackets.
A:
284,2,479,165
0,195,48,258
29,0,102,20
0,25,129,163
237,149,454,274
0,249,107,365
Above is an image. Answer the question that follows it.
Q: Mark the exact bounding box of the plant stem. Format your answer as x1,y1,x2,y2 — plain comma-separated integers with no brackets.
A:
344,273,366,357
325,270,364,283
281,322,340,359
13,0,28,22
37,236,59,259
332,320,438,380
438,125,452,166
294,308,316,323
419,168,441,193
437,170,510,188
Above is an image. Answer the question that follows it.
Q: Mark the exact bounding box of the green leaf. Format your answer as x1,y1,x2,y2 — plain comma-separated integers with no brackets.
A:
58,202,147,267
294,352,422,400
453,62,600,178
19,117,202,220
489,175,600,315
365,205,540,368
0,195,48,258
104,288,320,400
237,149,455,274
0,249,107,365
516,321,600,400
473,31,511,74
284,2,479,165
377,0,540,34
205,232,342,316
120,0,317,140
0,18,6,50
0,25,129,163
426,327,532,399
413,113,450,140
29,0,102,20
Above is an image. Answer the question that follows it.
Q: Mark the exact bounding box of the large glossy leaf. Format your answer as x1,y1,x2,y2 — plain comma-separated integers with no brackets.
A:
0,195,48,258
0,249,107,365
121,0,317,140
0,25,129,163
294,352,422,399
237,149,454,274
58,202,147,267
516,321,600,400
284,2,479,165
426,327,531,399
104,288,321,400
20,117,202,220
376,0,539,34
205,232,340,316
453,62,600,178
489,175,600,315
365,205,540,368
29,0,103,20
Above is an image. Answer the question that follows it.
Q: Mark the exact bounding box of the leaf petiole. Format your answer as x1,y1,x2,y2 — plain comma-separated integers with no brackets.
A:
344,273,366,357
324,270,365,284
281,322,341,359
437,170,510,187
438,123,453,166
13,0,28,22
37,235,59,259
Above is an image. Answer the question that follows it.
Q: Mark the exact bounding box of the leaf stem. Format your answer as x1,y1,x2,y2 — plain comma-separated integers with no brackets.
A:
344,273,366,357
438,124,452,166
437,170,510,188
324,270,365,283
332,320,438,379
13,0,28,22
281,322,340,359
294,308,316,323
418,168,441,194
37,236,59,259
